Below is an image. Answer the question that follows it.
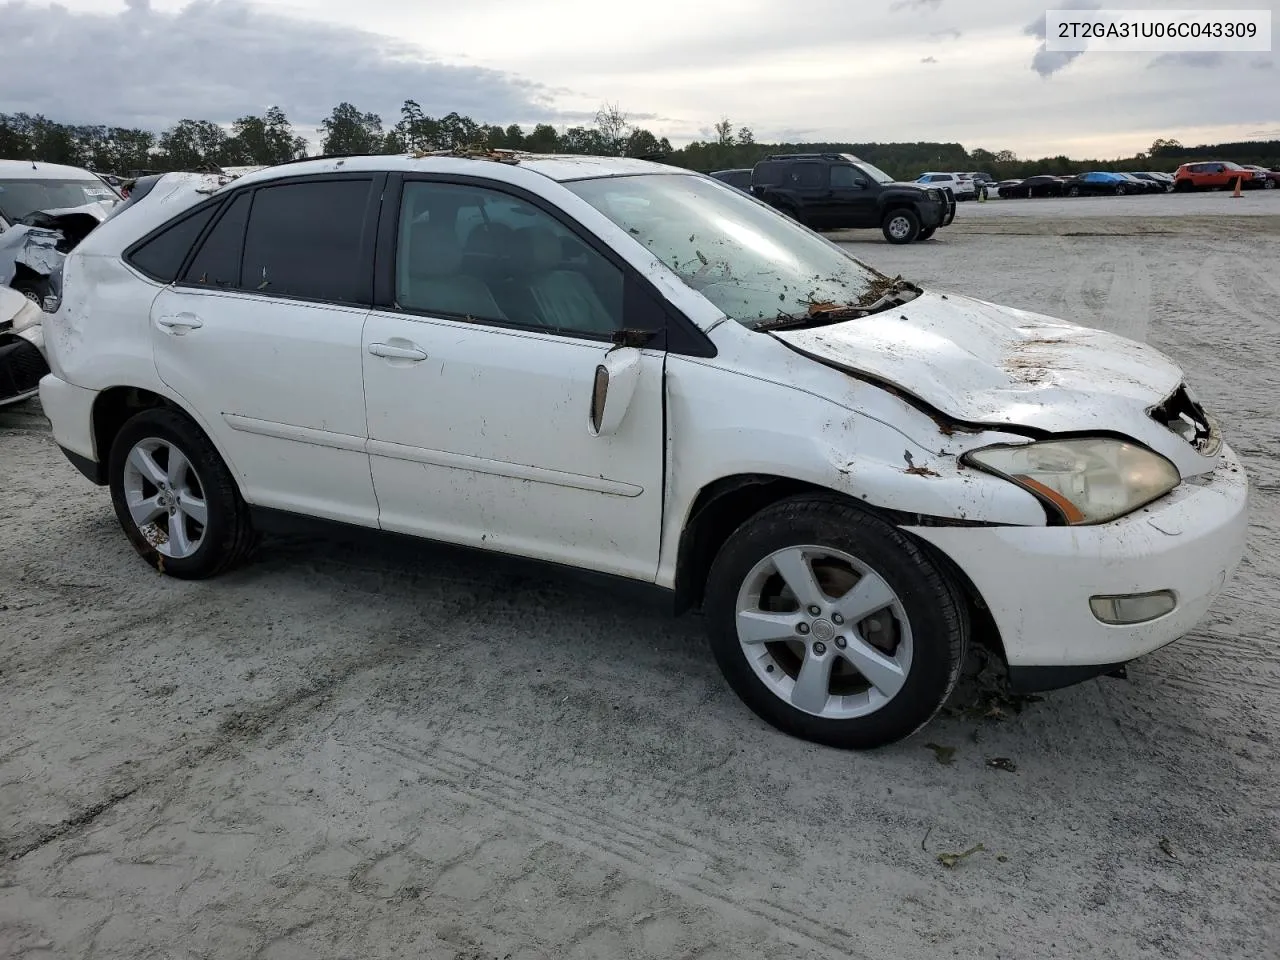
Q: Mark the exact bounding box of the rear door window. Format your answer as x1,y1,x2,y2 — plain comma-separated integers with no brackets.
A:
792,164,824,189
240,179,374,303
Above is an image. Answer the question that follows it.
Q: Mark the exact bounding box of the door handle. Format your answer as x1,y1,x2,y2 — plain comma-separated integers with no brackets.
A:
156,313,203,333
368,342,428,361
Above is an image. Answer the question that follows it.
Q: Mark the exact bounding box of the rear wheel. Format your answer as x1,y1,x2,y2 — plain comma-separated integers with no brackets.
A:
1174,179,1193,192
1067,185,1081,197
108,407,257,579
704,496,969,749
881,208,920,244
1115,184,1127,195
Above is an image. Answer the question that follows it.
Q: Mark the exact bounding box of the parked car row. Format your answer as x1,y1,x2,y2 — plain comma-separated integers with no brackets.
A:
995,161,1279,199
997,171,1174,198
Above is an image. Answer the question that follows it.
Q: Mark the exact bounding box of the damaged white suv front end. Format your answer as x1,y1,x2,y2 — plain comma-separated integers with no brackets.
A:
0,286,48,407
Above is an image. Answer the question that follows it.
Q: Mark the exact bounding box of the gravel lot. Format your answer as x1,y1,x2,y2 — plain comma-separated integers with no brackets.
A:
2,194,1278,960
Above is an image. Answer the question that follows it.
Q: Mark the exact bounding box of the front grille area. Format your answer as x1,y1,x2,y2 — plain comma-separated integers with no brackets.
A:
1150,383,1221,457
0,336,50,401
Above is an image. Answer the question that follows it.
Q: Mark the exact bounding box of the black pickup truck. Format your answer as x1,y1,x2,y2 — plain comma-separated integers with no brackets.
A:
749,153,956,243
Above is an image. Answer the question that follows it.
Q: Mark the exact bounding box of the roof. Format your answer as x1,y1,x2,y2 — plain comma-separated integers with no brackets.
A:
221,152,685,193
0,159,102,181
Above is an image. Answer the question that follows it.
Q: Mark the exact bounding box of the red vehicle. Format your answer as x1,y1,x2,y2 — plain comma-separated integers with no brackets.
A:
1172,161,1265,191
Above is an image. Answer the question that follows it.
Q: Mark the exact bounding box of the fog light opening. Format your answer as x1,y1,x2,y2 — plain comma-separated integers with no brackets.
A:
1089,590,1177,625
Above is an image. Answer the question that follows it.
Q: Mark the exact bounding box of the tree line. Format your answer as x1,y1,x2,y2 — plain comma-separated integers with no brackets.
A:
2,102,1276,182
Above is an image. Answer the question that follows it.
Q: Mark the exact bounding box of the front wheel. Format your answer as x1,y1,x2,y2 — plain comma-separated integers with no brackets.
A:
704,496,969,749
1067,185,1080,197
108,407,258,578
881,208,921,244
1264,179,1276,190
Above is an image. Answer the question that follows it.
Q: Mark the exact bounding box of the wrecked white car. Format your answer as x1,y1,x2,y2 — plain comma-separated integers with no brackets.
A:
0,160,119,404
37,156,1248,749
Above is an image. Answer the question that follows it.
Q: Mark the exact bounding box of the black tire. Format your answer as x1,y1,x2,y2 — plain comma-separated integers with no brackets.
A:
1174,179,1193,192
917,226,937,241
1115,184,1126,195
12,278,49,306
704,496,969,749
1067,185,1080,197
881,208,920,244
108,407,257,579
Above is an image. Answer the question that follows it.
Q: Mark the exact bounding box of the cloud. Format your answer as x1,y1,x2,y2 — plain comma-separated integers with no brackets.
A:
1251,56,1274,70
1149,52,1226,69
929,28,962,41
1025,0,1099,77
890,0,942,10
921,56,938,64
0,0,559,132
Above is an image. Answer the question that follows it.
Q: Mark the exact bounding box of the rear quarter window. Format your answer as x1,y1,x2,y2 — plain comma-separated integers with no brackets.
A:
126,203,220,282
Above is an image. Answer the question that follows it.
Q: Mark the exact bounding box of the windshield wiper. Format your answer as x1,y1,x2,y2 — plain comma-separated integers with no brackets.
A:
754,275,921,331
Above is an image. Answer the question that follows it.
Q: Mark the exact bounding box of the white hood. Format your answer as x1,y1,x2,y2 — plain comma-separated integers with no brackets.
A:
772,291,1214,475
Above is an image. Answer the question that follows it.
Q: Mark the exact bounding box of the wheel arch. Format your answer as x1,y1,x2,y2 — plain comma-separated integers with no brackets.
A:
90,385,242,490
671,473,1004,654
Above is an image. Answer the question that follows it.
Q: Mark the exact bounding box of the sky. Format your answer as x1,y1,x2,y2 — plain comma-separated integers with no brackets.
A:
2,0,1276,158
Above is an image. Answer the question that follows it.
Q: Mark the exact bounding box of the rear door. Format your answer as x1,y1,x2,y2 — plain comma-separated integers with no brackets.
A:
149,174,383,525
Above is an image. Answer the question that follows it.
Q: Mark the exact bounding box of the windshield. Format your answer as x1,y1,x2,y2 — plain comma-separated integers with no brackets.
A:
566,173,886,328
0,178,118,223
853,160,895,184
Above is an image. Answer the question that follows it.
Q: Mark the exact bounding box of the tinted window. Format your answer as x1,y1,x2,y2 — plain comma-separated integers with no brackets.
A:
128,204,219,282
240,179,372,303
830,166,862,188
396,181,624,337
793,164,823,189
183,192,250,288
753,162,785,186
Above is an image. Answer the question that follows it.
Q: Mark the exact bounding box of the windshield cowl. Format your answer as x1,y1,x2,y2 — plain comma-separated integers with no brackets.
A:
754,277,923,332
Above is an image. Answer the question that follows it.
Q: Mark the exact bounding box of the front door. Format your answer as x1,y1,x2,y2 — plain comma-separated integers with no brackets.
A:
362,178,666,580
826,164,878,228
150,176,383,526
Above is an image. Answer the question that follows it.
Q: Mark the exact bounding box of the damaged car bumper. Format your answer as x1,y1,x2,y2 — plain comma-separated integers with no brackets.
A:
0,288,50,406
904,444,1249,691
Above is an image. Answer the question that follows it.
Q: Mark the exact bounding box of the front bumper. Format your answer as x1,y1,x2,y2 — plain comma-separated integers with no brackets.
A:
905,444,1249,685
0,333,50,407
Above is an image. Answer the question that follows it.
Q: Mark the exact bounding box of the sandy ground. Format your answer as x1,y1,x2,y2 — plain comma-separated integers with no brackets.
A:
2,202,1279,960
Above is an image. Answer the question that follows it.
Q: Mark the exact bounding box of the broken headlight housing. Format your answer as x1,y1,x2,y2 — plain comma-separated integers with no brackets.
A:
964,438,1180,525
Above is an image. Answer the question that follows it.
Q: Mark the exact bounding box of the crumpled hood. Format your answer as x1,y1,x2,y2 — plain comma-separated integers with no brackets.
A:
772,291,1212,474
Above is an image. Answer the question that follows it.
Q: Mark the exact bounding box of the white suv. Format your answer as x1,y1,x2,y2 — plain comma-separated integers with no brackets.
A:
39,154,1248,748
915,172,977,200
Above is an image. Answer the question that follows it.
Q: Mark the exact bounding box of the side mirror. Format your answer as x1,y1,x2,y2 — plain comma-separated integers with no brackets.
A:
853,177,868,188
589,347,643,437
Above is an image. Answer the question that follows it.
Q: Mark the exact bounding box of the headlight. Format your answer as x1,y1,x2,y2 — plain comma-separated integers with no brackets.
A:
10,296,44,333
964,438,1180,524
926,189,942,201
